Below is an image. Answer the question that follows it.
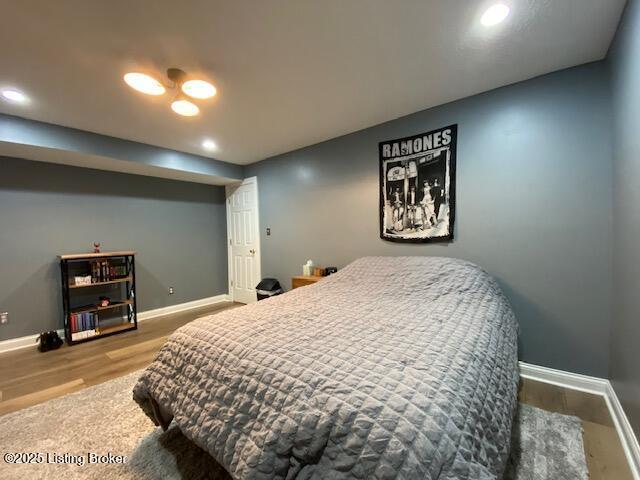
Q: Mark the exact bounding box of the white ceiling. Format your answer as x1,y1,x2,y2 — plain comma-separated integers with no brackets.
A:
0,0,626,165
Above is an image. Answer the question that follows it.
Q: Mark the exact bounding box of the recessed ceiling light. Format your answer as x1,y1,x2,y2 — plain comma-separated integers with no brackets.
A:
182,80,217,99
124,72,166,95
171,99,199,116
1,88,28,103
481,4,510,26
202,139,218,151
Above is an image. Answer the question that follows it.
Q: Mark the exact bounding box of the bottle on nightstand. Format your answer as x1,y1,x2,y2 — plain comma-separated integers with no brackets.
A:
302,259,314,276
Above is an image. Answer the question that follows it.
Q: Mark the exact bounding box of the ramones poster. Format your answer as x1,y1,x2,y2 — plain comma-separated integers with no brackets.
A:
379,124,456,243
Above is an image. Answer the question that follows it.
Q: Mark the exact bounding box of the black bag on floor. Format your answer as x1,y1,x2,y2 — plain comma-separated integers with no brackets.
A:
36,330,63,352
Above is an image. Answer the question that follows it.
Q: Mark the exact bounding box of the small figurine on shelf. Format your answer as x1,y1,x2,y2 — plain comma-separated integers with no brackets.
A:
93,242,101,253
99,296,110,307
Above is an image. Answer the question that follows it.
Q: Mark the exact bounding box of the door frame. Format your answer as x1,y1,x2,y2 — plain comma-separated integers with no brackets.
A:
225,176,262,302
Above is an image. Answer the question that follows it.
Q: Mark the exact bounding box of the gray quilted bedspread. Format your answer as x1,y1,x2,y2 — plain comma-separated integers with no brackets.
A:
133,256,519,479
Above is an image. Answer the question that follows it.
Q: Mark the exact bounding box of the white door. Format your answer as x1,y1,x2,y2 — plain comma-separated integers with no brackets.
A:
226,177,261,304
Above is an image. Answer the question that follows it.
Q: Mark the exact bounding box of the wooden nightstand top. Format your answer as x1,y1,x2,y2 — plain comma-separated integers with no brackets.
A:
291,275,323,289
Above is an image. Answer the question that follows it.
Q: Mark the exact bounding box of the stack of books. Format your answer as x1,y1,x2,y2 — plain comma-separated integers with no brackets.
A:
91,261,127,283
69,312,98,341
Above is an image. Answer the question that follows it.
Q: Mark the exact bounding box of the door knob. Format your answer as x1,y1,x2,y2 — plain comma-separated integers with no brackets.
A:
249,249,256,254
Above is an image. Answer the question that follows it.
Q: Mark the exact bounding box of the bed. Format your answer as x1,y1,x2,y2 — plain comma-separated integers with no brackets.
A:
133,256,519,479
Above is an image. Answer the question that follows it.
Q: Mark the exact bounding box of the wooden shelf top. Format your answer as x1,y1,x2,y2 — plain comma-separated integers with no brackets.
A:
58,251,136,260
292,275,324,281
98,322,136,336
71,299,133,314
69,276,132,289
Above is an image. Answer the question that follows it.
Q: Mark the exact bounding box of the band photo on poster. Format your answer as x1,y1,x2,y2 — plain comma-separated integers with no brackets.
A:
379,125,457,243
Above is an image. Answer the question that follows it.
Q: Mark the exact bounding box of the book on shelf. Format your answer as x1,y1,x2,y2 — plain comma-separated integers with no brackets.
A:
90,260,127,283
70,329,98,342
69,311,99,341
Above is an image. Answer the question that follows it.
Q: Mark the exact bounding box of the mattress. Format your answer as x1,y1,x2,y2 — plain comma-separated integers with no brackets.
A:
133,256,519,479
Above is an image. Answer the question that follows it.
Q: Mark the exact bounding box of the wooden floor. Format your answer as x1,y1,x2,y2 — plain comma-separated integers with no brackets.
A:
518,378,633,479
0,302,239,416
0,303,633,479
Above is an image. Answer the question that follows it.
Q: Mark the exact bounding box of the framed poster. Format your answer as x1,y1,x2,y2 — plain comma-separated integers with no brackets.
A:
379,124,457,243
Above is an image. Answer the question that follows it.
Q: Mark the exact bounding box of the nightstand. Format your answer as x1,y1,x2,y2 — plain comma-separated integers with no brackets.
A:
291,275,323,289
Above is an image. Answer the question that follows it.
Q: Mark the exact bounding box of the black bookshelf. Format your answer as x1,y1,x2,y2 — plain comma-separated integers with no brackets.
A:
59,251,138,345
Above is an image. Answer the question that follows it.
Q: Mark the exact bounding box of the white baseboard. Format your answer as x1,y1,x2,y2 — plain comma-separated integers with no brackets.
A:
519,361,609,396
0,331,62,354
605,382,640,479
136,294,230,322
520,361,640,479
0,294,230,354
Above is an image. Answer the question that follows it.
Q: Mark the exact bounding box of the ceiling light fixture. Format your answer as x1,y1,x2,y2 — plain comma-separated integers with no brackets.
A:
123,72,166,95
202,139,218,151
1,88,28,103
171,98,200,117
124,67,216,117
182,80,216,99
481,4,510,26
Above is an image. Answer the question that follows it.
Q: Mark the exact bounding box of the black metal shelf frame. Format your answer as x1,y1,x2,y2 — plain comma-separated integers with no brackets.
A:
59,253,138,345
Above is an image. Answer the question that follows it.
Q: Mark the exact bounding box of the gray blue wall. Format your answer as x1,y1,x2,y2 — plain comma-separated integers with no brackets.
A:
0,156,228,341
246,62,613,378
608,0,640,435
